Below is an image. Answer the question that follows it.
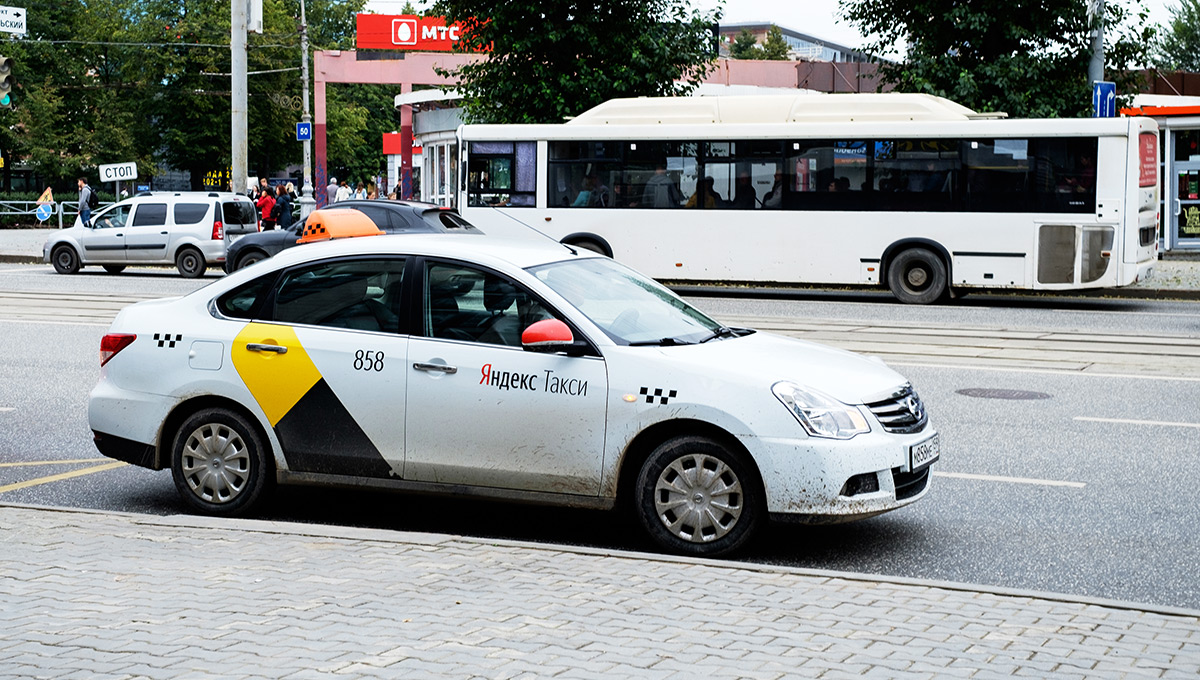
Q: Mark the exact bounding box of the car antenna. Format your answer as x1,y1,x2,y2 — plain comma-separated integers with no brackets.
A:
487,206,578,255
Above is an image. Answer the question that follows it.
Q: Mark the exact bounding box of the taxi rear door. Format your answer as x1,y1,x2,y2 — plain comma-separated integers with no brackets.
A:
232,257,409,479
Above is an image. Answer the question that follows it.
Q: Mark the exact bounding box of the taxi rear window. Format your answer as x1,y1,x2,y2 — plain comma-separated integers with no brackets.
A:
215,275,275,319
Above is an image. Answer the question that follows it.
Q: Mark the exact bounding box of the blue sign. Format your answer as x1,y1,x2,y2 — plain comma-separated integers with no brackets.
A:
35,204,52,221
1092,81,1116,118
296,122,312,141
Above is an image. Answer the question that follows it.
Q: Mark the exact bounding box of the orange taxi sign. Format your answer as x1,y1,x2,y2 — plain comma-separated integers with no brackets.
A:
297,208,384,244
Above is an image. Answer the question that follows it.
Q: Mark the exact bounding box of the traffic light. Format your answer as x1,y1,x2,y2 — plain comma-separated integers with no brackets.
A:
0,56,13,109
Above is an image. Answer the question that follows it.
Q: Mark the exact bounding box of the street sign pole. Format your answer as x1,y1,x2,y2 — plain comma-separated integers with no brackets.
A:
298,0,315,219
231,0,248,195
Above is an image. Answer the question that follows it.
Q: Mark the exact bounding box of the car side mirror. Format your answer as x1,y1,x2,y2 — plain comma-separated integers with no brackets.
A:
522,319,586,355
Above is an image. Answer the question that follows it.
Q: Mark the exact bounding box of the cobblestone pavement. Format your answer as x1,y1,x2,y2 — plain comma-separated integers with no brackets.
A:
2,504,1199,679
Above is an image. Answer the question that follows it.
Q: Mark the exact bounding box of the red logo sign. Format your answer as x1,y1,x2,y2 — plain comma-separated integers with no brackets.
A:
356,14,472,52
1139,132,1158,188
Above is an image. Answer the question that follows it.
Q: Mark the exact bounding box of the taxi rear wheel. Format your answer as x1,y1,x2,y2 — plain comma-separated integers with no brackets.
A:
175,247,206,278
171,408,271,516
634,436,762,557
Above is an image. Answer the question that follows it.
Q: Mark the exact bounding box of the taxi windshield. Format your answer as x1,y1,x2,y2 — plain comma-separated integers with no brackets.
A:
529,257,724,345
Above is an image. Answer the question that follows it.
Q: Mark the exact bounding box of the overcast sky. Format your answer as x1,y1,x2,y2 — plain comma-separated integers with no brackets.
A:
366,0,1178,52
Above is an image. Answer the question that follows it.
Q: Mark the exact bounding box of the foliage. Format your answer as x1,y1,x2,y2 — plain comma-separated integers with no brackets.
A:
0,0,366,194
429,0,722,124
729,29,760,60
324,84,400,187
760,26,790,61
1156,0,1200,70
839,0,1156,118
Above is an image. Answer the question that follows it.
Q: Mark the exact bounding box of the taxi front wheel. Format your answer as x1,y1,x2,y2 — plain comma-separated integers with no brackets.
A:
171,408,271,516
634,436,762,557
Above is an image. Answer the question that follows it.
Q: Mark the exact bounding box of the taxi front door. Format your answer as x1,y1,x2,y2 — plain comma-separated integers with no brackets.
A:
404,261,608,497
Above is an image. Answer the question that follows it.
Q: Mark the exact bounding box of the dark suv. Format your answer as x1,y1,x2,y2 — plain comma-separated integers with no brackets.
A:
224,200,482,273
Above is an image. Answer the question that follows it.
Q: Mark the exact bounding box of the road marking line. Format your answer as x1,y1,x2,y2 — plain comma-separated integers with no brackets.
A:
0,458,111,468
0,461,127,494
932,471,1086,488
1074,416,1200,429
0,407,14,412
887,361,1200,383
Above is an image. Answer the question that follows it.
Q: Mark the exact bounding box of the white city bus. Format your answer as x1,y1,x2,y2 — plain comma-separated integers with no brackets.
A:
456,94,1160,303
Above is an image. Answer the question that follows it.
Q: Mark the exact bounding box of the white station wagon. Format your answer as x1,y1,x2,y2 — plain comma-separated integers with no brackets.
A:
45,191,258,277
88,234,938,555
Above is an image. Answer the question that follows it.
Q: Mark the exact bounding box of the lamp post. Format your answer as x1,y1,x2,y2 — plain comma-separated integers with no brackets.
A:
298,0,315,218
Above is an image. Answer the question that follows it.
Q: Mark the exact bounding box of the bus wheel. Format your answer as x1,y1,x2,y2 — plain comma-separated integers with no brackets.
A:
887,248,947,305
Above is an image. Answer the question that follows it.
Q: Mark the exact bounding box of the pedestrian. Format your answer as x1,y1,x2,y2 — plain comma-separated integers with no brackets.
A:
336,180,351,203
352,181,367,200
393,179,403,200
77,178,94,227
286,182,296,200
367,182,378,200
258,177,270,197
274,184,293,230
326,176,338,204
256,184,277,231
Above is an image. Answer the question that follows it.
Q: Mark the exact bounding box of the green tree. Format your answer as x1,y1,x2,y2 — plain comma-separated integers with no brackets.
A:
1157,0,1200,70
325,84,400,187
839,0,1155,118
730,28,761,59
760,25,790,61
430,0,722,124
0,0,156,191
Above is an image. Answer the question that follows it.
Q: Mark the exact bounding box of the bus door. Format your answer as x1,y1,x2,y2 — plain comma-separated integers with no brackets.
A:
1172,161,1200,249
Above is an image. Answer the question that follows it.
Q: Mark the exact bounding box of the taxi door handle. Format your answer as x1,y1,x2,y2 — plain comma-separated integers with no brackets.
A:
246,343,288,354
413,362,456,374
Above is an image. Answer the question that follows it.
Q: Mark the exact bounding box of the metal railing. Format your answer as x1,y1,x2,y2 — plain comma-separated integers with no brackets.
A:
0,200,112,229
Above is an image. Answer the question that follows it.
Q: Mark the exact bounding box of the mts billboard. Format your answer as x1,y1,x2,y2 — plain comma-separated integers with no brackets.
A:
356,14,474,51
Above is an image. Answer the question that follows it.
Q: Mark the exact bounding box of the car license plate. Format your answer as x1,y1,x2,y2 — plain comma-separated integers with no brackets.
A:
909,433,940,471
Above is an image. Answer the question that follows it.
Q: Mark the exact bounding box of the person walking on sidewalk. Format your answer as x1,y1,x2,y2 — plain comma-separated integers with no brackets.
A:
274,184,294,230
326,176,338,205
256,186,277,231
77,178,95,227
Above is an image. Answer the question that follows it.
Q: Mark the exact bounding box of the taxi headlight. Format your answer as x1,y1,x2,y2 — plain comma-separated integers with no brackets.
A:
772,381,870,440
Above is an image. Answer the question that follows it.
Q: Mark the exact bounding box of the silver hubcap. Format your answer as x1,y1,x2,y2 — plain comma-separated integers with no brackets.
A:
181,423,250,504
906,267,928,287
654,453,743,543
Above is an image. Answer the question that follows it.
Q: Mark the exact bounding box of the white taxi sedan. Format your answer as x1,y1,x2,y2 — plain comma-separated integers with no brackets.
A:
89,234,938,556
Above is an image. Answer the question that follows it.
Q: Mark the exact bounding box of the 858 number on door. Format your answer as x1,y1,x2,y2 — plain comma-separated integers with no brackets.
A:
354,349,385,372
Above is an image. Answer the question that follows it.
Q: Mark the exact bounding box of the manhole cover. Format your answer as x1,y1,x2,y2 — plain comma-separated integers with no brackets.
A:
956,388,1051,400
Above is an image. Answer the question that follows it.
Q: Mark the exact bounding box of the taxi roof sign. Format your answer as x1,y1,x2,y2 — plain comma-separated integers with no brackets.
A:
297,208,385,244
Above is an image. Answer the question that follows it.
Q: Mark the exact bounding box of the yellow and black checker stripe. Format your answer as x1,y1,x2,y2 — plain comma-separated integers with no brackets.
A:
232,323,391,478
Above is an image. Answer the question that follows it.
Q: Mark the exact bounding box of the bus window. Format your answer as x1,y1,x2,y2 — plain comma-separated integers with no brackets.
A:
467,141,536,207
873,139,958,212
625,141,690,209
700,141,783,210
549,141,622,208
785,140,868,209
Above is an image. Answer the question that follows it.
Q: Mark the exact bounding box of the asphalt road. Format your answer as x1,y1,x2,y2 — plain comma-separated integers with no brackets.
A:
2,262,1200,609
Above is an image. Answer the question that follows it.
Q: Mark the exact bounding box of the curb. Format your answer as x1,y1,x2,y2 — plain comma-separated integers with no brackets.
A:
671,283,1200,302
5,500,1199,622
0,254,41,264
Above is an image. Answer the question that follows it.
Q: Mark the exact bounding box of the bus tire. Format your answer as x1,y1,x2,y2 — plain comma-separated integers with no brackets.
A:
887,248,948,305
